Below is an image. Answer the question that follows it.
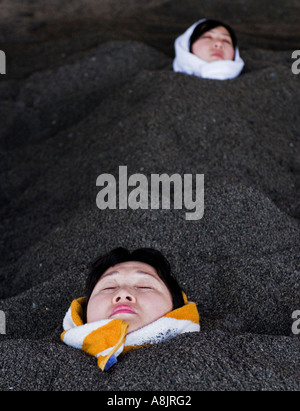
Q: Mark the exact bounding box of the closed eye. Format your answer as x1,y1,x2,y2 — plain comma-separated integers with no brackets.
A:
101,287,117,293
137,286,153,290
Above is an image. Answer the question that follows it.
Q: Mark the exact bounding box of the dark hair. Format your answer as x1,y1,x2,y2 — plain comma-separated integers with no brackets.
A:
190,19,237,58
83,247,185,322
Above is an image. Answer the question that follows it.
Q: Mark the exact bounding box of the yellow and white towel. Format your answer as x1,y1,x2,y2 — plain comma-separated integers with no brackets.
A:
61,295,200,371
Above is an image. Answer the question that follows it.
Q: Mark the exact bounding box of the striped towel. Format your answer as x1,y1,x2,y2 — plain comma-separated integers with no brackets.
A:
61,294,200,371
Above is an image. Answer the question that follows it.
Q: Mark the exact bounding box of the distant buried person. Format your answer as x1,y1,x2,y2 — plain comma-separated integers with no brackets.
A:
173,19,244,80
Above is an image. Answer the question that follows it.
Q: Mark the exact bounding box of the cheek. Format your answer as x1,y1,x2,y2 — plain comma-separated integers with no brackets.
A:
140,293,173,319
225,46,235,60
192,41,209,57
86,295,110,323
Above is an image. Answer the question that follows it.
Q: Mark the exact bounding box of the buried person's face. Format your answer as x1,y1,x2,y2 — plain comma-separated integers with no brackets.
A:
191,26,235,62
86,261,173,333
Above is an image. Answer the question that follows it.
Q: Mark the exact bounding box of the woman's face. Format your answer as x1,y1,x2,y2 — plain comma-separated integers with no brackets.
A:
191,26,235,62
86,261,173,333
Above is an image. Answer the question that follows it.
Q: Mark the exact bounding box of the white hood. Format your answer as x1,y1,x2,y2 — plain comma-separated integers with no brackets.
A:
173,19,245,80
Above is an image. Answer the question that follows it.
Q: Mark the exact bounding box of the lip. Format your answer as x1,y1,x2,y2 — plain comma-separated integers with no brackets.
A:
111,305,137,316
211,52,224,59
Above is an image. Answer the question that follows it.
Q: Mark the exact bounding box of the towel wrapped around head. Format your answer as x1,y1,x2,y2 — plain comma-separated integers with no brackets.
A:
61,294,200,371
173,19,245,80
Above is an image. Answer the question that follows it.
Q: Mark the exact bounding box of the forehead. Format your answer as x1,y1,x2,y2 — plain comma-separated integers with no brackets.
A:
206,26,231,37
101,261,159,279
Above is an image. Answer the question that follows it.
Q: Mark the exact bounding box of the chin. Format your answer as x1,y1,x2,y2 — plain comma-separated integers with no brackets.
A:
126,323,141,334
210,56,224,62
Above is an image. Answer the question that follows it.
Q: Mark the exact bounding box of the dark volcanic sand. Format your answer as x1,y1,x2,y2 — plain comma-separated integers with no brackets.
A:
0,0,300,391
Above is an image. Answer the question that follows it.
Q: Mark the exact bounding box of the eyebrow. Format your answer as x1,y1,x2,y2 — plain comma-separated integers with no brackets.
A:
209,30,231,37
101,270,158,280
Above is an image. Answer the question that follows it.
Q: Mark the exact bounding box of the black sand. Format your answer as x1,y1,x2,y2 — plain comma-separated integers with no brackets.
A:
0,0,300,391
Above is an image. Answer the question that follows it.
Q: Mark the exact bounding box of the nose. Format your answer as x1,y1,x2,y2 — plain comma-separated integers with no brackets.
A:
213,40,223,49
112,288,136,304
